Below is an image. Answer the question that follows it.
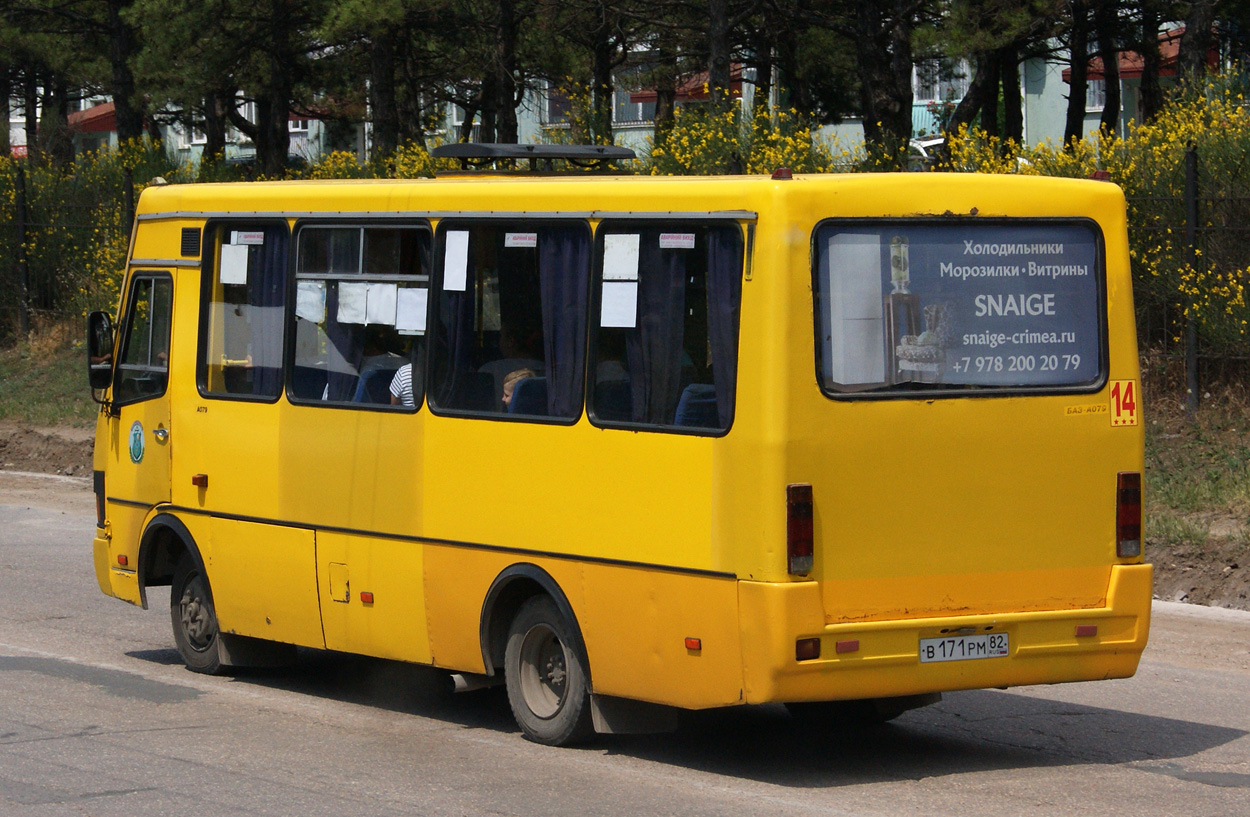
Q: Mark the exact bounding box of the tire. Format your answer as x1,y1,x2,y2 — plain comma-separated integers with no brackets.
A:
504,595,594,746
170,556,223,674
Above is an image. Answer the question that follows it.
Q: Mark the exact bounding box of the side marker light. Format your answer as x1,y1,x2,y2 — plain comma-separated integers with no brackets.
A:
1075,625,1098,638
685,637,702,651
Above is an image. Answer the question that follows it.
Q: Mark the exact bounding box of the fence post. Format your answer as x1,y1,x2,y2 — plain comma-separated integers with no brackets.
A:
15,162,30,338
1184,143,1200,416
122,166,135,238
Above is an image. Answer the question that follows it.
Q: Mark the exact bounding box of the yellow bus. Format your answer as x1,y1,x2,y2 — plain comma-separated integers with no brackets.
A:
88,149,1149,746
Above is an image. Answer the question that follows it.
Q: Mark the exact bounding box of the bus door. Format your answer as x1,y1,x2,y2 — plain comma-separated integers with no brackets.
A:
104,272,174,554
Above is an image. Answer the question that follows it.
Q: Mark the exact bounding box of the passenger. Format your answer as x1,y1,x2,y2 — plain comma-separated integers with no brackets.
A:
479,324,543,406
389,363,415,408
502,368,536,410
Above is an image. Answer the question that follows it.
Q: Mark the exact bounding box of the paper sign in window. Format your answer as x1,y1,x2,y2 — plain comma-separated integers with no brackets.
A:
219,243,250,285
659,233,696,250
396,288,428,335
603,234,640,281
337,282,368,325
444,231,470,291
600,281,638,328
366,283,398,325
296,281,326,323
504,232,538,248
231,231,265,245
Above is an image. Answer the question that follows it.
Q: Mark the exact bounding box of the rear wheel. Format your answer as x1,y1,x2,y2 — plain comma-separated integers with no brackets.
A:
504,595,593,746
170,557,223,674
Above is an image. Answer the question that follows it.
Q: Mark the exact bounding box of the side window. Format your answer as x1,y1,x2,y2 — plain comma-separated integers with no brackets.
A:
114,275,173,406
588,222,743,433
429,221,589,420
200,224,287,399
291,224,431,409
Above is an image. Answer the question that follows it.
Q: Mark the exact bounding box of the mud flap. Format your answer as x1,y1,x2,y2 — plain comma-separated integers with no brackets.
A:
590,694,680,734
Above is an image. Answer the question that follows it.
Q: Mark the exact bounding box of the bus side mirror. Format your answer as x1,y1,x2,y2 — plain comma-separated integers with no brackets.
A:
87,311,115,391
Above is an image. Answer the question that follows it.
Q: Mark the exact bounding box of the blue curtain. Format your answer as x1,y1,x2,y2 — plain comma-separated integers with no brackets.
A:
433,229,477,408
538,225,589,418
706,226,744,427
248,228,286,397
625,231,686,424
323,283,363,401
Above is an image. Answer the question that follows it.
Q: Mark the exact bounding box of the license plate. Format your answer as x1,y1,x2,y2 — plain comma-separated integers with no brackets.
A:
919,633,1009,663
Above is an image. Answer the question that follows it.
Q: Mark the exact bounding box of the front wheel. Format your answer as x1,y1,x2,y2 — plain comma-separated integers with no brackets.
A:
170,557,223,674
504,595,593,746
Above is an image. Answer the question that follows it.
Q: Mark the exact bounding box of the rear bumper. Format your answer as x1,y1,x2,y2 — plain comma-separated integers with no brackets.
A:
738,563,1152,704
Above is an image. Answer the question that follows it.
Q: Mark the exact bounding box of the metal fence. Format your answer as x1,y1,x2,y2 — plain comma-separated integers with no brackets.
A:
1128,146,1250,411
0,162,134,342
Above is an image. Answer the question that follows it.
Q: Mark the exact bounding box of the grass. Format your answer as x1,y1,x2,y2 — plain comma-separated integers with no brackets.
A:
0,323,99,427
1143,358,1250,553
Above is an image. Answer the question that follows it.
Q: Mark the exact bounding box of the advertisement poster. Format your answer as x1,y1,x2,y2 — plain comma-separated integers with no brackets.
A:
818,222,1102,390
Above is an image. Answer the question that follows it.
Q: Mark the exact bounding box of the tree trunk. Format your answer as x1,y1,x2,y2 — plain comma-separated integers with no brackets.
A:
855,2,914,168
23,68,39,162
0,63,11,157
590,24,615,145
370,30,400,157
775,27,811,126
652,44,678,148
1094,1,1121,137
980,53,1001,138
106,0,145,142
202,90,230,163
1063,0,1089,149
477,74,497,142
1178,0,1217,83
1001,45,1023,144
945,52,995,140
256,6,292,177
38,76,73,166
707,0,734,109
489,0,520,144
1137,3,1163,122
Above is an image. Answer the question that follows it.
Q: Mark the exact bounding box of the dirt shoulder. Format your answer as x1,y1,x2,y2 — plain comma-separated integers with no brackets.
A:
0,422,94,476
1,423,1245,612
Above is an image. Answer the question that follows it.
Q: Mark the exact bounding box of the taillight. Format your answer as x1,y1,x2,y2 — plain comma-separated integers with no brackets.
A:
787,483,813,575
1116,472,1142,558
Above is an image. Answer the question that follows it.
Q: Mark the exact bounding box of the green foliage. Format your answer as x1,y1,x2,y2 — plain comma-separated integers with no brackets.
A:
942,71,1250,357
0,141,185,339
644,102,855,175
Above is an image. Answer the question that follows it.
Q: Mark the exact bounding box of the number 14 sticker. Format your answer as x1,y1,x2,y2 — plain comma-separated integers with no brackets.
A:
1110,380,1139,426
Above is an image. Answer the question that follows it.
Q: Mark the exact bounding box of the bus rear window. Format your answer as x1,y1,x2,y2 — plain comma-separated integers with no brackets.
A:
813,220,1104,395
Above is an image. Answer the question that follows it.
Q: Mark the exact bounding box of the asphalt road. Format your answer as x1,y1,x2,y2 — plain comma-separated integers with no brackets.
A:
1,472,1248,817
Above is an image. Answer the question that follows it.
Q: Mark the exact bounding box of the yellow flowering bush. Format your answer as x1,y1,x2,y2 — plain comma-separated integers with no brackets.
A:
645,103,845,175
0,140,185,338
944,74,1250,355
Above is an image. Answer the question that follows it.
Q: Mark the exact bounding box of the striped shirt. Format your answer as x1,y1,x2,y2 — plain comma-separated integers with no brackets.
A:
389,364,414,408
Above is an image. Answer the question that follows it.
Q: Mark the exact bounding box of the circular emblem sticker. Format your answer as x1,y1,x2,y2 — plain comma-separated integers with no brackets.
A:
128,420,145,464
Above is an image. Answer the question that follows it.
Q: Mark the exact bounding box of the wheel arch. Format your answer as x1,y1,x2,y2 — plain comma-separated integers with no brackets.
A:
138,513,206,610
479,563,590,687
